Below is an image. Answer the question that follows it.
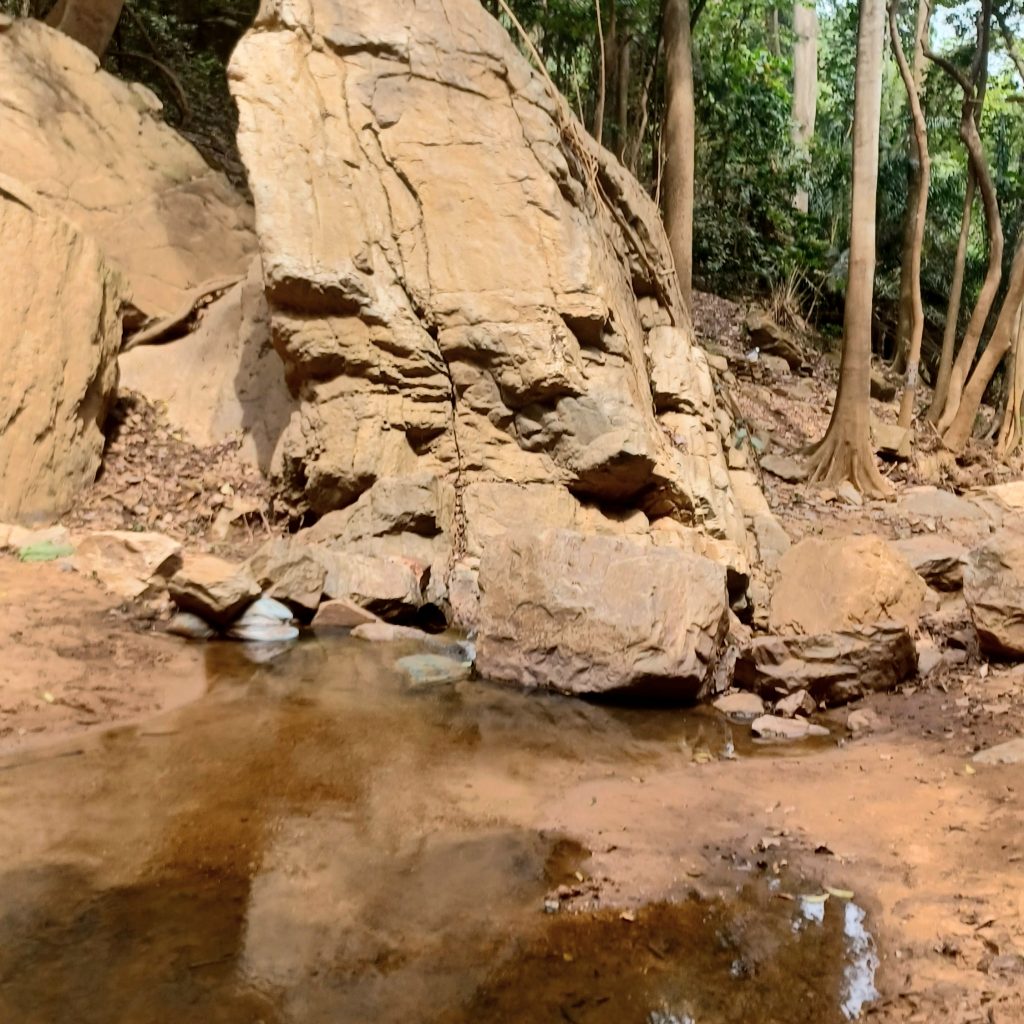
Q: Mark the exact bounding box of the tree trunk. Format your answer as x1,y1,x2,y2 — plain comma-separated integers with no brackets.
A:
890,0,931,429
891,0,931,372
593,0,607,146
943,233,1024,451
805,0,890,496
996,298,1024,457
791,0,818,214
663,0,695,306
46,0,124,56
926,173,975,422
616,32,631,160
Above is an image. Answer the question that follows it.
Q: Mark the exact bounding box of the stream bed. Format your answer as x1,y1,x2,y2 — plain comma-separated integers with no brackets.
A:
0,635,875,1023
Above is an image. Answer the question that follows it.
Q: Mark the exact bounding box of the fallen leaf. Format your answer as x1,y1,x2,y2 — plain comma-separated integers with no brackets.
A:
825,886,855,900
620,911,636,923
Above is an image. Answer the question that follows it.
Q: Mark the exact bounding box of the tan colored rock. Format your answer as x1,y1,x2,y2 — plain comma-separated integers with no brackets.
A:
168,553,261,624
759,453,807,483
246,539,327,614
898,486,986,523
847,708,890,737
751,715,828,741
311,599,381,630
964,530,1024,659
735,624,918,706
71,530,181,599
319,552,423,620
713,692,765,719
1,179,122,524
3,524,72,552
893,535,968,591
119,260,295,474
228,0,752,603
775,689,815,718
770,535,927,634
0,18,255,318
476,530,729,698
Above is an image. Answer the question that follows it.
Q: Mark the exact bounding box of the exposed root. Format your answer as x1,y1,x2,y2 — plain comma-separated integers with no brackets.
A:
121,275,242,352
804,420,893,498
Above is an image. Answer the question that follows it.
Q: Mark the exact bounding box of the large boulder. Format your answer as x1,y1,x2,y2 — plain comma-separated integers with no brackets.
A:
0,178,122,523
735,624,918,706
71,530,182,599
0,17,255,318
475,530,729,698
228,0,752,621
770,534,927,634
168,554,261,625
119,259,296,475
964,530,1024,659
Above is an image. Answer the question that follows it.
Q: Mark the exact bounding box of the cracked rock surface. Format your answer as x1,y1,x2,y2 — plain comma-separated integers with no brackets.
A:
230,0,753,624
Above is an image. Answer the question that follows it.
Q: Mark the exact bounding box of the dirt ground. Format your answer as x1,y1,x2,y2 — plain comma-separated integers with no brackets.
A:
0,556,207,757
1,547,1022,1021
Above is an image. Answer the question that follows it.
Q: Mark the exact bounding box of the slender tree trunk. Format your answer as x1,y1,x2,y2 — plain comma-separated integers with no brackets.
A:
996,298,1024,457
890,0,931,429
767,6,781,56
944,232,1024,450
46,0,124,56
892,0,931,372
626,20,663,174
663,0,695,306
593,0,607,145
792,0,819,214
927,7,1001,434
616,33,631,160
805,0,890,496
926,174,975,422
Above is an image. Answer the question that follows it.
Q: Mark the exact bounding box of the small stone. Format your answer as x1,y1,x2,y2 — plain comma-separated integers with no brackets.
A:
846,707,888,737
166,612,217,640
311,598,381,630
226,597,299,642
972,737,1024,766
351,621,435,644
713,692,765,720
751,715,829,741
774,689,814,718
396,654,472,686
836,481,864,507
759,453,807,483
916,642,943,677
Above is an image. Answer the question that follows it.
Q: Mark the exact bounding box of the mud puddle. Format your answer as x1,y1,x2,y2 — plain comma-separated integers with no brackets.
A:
0,635,865,1023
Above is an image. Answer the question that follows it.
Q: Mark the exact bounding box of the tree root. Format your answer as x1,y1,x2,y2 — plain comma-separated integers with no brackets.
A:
804,421,893,498
121,275,241,352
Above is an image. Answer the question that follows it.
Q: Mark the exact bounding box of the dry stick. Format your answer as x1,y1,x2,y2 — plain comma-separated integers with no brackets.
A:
593,0,607,146
890,0,931,430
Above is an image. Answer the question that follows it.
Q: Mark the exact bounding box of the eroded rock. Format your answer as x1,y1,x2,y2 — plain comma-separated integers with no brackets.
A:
1,178,122,524
476,530,729,698
228,0,752,614
964,530,1024,659
893,536,968,591
247,538,327,615
71,530,181,599
735,624,917,706
0,18,255,318
168,553,261,625
770,535,927,634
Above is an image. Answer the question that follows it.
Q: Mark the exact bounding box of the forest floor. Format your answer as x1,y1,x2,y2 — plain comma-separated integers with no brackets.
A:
0,295,1022,1021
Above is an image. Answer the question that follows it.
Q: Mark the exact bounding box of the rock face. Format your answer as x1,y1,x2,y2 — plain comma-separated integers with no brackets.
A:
735,624,918,706
475,530,729,698
119,260,296,474
1,178,122,523
964,530,1024,658
0,17,255,318
229,0,751,621
770,535,927,634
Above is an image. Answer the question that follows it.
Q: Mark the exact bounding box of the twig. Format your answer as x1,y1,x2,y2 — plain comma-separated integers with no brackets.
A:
109,49,191,125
